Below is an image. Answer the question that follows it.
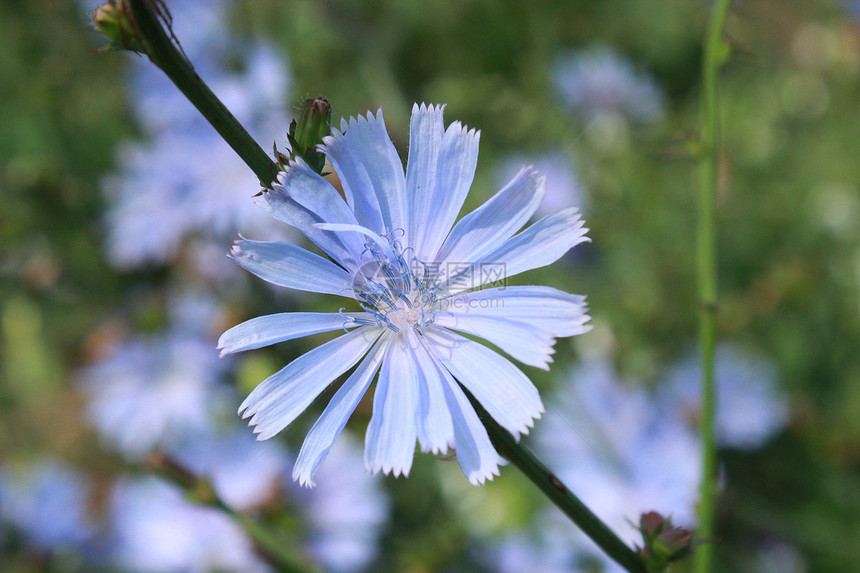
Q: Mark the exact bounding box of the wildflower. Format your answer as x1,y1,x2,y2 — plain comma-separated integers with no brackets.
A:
662,344,789,449
289,434,390,573
486,359,700,572
108,476,270,572
552,46,664,124
166,429,388,572
168,426,289,510
220,104,591,486
0,458,95,555
485,347,790,571
77,297,231,459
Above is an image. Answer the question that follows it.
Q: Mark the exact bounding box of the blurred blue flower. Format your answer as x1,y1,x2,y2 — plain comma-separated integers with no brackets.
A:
495,151,587,218
486,359,700,572
552,47,664,124
220,104,592,486
662,344,789,449
489,347,790,571
290,434,390,573
170,425,289,510
540,359,702,530
116,432,388,573
108,476,270,573
103,0,292,269
77,300,231,460
0,458,95,554
844,1,860,20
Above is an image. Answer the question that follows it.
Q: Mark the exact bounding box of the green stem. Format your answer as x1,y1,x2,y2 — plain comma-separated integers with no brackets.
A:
465,388,648,573
125,0,280,187
694,2,732,572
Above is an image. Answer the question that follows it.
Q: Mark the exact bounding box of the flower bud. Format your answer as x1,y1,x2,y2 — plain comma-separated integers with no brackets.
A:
639,511,665,538
91,1,145,54
636,511,695,572
655,526,693,561
286,97,332,174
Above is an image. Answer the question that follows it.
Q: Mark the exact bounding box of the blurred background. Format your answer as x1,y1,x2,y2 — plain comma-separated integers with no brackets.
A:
1,0,859,571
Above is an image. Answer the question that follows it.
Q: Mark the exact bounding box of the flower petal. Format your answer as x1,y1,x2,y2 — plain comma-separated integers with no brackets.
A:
277,159,367,261
320,121,384,235
406,104,481,261
481,207,588,279
410,334,454,454
293,337,390,487
230,239,352,298
365,335,419,476
432,312,557,370
239,326,381,440
229,239,353,296
322,110,408,240
218,312,372,357
437,365,504,485
441,286,592,338
441,207,589,295
262,185,358,269
432,286,593,368
435,166,544,264
424,326,543,439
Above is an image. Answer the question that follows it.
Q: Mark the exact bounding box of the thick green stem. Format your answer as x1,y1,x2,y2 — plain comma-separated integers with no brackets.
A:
125,0,280,187
465,389,648,573
694,2,732,572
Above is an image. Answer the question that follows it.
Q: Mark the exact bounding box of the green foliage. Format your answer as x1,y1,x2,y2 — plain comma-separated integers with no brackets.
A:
3,0,860,571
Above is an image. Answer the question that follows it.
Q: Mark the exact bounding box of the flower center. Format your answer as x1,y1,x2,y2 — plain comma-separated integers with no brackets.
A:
349,232,438,334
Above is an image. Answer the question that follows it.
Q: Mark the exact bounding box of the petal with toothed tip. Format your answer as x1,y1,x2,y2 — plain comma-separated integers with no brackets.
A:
364,334,419,477
435,166,544,264
239,326,381,440
293,336,389,487
424,325,544,440
406,103,481,261
321,109,408,241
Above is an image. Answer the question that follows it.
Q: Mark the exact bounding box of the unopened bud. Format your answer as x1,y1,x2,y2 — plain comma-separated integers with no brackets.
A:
636,511,695,572
654,526,693,562
286,97,332,174
639,511,665,538
91,1,146,53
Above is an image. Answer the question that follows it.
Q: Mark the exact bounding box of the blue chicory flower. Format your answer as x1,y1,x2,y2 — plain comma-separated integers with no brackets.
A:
661,344,789,450
0,458,95,555
108,476,270,572
552,46,664,124
289,434,390,573
486,358,701,573
220,104,592,486
77,298,232,460
169,428,389,572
